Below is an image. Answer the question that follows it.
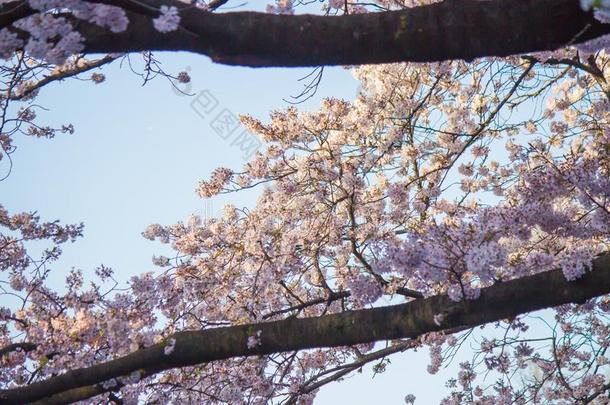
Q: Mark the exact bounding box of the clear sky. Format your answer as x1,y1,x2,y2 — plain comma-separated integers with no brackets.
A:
2,51,498,404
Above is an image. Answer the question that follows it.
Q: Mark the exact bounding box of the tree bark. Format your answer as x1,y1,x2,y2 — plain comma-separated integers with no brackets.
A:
2,253,610,404
1,0,608,67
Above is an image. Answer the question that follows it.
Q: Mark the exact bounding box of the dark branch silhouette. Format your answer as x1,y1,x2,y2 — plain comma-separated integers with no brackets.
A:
3,253,610,404
0,0,608,67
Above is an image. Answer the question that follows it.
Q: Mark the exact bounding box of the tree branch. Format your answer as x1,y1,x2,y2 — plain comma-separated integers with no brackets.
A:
2,253,610,404
8,55,118,100
1,0,609,67
0,342,36,358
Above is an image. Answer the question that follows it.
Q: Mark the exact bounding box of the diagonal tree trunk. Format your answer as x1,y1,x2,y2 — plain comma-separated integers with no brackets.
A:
1,0,608,67
3,253,610,404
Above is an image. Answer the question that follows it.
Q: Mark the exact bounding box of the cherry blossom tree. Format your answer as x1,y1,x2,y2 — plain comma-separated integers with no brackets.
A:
2,0,610,404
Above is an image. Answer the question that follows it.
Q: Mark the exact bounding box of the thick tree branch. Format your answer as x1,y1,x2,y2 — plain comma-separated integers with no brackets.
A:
0,342,36,358
2,253,610,404
1,0,609,67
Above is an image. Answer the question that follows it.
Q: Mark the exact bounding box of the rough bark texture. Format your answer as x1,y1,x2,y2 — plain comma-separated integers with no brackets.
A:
2,253,610,404
1,0,609,67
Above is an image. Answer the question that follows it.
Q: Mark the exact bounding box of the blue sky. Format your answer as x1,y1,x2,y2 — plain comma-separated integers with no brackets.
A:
2,52,480,404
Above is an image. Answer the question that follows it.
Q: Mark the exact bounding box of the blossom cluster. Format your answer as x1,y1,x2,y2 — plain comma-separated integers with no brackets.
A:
118,54,610,402
0,0,183,64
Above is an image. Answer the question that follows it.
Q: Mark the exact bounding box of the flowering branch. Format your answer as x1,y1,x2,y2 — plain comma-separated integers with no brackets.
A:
8,54,117,100
3,253,610,404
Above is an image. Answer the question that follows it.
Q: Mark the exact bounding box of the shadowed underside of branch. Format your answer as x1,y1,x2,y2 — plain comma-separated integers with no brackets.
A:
2,253,610,404
1,0,609,67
